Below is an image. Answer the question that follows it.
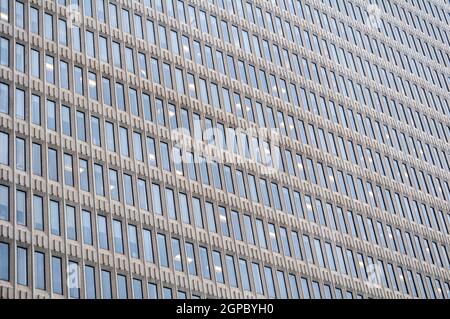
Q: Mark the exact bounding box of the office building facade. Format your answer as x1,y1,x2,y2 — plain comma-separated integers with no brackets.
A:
0,0,450,299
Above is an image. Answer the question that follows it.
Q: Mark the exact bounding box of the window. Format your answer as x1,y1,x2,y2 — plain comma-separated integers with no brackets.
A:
122,9,130,33
33,195,44,231
101,270,112,299
280,227,290,256
143,229,154,263
151,58,161,84
268,223,279,252
226,255,238,288
99,36,108,62
58,19,67,45
15,43,24,72
43,59,55,89
50,200,60,236
0,185,9,220
85,265,96,298
15,88,25,119
303,235,314,264
137,179,148,211
256,219,267,248
148,282,157,299
88,72,97,100
123,174,134,206
119,127,129,156
0,83,8,114
112,42,121,68
162,62,173,88
68,262,80,298
0,242,8,281
157,233,169,267
30,7,39,33
107,170,119,201
185,242,197,276
146,19,155,44
0,37,9,66
15,137,25,171
74,66,83,95
117,275,128,299
133,132,143,161
94,164,104,196
79,159,89,191
166,188,176,220
128,224,139,258
48,148,58,181
242,215,255,244
252,263,264,295
146,136,157,166
264,266,276,298
152,183,162,215
231,210,242,240
285,273,299,298
133,279,143,299
199,246,211,279
31,49,40,78
160,142,171,171
163,287,172,299
0,132,7,166
109,3,118,28
125,47,134,73
205,202,216,233
113,220,124,254
97,215,108,250
193,197,203,228
15,1,24,28
314,239,325,267
82,210,93,245
61,105,72,136
16,190,26,225
60,61,69,89
66,205,76,240
86,31,95,57
31,94,41,125
63,154,73,186
52,256,63,294
172,238,183,271
76,111,86,141
105,122,115,151
34,251,45,290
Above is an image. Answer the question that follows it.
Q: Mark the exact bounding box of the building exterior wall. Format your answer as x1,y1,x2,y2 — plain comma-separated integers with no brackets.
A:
0,0,449,299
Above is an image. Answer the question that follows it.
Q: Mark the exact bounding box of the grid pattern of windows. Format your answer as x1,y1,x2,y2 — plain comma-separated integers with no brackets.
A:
0,0,449,299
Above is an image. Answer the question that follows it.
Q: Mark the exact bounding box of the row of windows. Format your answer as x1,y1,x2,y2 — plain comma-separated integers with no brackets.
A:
402,0,448,21
7,29,450,147
4,16,450,154
4,44,450,187
5,0,449,123
1,238,450,298
323,0,449,65
97,0,450,73
0,0,448,299
362,0,449,45
7,68,450,174
3,89,450,223
207,0,450,95
1,171,449,272
3,104,450,236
